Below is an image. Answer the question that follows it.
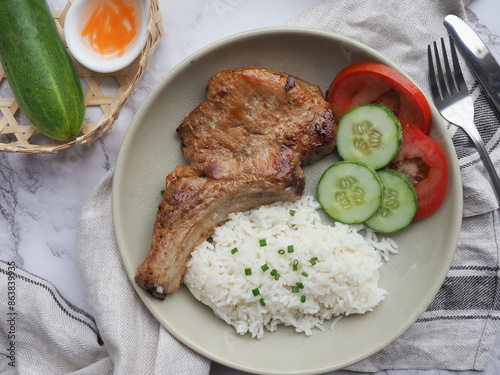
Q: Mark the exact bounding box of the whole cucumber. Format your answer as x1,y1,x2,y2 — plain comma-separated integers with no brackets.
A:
0,0,85,141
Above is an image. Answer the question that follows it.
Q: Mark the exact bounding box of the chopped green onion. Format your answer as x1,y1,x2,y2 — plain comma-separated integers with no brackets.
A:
301,295,306,303
261,264,269,272
245,268,252,276
160,189,165,195
296,282,304,289
270,269,277,276
274,273,280,281
301,271,309,277
287,245,294,253
310,257,318,265
252,288,260,296
292,259,299,271
292,286,299,293
259,298,265,306
259,239,267,247
231,247,238,254
289,210,296,216
207,237,213,243
278,249,285,255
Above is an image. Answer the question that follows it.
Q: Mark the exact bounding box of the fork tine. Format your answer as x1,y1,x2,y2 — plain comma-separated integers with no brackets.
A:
433,40,449,98
440,37,457,95
448,34,467,93
427,44,442,101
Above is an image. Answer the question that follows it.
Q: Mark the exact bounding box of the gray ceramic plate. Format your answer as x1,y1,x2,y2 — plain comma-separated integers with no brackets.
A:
113,27,462,374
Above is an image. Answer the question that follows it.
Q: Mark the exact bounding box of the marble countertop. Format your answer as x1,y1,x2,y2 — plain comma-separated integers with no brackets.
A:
1,0,500,374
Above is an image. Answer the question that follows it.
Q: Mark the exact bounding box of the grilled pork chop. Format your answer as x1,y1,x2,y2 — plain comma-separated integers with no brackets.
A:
135,67,336,299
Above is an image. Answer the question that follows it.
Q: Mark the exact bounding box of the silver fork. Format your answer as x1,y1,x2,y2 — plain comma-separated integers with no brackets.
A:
428,35,500,204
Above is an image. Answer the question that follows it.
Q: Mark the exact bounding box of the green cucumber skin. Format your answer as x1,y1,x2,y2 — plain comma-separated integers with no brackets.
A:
365,169,418,234
317,161,383,225
337,104,403,170
0,0,85,141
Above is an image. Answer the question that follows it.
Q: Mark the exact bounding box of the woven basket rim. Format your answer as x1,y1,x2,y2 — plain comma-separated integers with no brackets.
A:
0,0,164,154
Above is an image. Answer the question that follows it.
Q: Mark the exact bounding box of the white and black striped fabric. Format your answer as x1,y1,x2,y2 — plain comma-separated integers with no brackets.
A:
1,170,211,375
289,0,500,372
1,0,499,374
0,261,110,374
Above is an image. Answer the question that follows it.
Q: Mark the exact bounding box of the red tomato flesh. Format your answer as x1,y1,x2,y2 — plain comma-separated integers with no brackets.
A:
387,123,448,220
327,61,432,135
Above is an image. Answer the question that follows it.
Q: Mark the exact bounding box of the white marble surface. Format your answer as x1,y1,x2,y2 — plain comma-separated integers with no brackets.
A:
1,0,499,374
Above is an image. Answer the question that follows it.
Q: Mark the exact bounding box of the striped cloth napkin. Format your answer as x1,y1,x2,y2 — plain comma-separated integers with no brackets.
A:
1,0,499,374
287,0,500,372
0,170,211,374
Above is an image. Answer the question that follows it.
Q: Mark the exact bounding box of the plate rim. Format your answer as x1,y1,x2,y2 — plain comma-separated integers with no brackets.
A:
112,26,463,374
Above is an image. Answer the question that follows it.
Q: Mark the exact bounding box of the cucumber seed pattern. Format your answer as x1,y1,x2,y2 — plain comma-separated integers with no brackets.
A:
335,176,366,209
352,121,382,155
378,188,399,217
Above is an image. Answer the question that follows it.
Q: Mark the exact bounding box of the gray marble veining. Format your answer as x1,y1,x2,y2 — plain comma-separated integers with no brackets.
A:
0,0,499,374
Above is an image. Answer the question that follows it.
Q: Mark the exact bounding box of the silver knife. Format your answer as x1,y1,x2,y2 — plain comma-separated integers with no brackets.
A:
444,14,500,121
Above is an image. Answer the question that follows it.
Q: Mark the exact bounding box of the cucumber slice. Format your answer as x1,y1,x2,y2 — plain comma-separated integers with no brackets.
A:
317,161,383,224
365,169,418,233
336,104,403,170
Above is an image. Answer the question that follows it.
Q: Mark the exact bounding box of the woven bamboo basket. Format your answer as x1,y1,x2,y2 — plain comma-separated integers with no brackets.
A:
0,0,164,154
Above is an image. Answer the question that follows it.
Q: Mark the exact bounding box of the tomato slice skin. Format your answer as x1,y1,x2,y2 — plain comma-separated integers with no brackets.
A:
387,123,448,220
327,61,432,135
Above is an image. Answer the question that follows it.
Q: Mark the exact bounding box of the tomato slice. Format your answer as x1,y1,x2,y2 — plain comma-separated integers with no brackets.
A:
387,123,448,220
327,61,432,135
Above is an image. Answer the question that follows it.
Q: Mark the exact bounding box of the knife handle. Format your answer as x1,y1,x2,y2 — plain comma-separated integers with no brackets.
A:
444,15,500,122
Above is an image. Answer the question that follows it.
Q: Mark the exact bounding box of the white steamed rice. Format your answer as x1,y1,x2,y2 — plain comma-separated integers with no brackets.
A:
184,195,398,339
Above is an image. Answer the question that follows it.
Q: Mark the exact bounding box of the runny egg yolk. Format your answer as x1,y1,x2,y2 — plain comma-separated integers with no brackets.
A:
81,0,139,57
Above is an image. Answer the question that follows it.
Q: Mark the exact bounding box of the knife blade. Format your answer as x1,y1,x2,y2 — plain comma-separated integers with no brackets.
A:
444,14,500,122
